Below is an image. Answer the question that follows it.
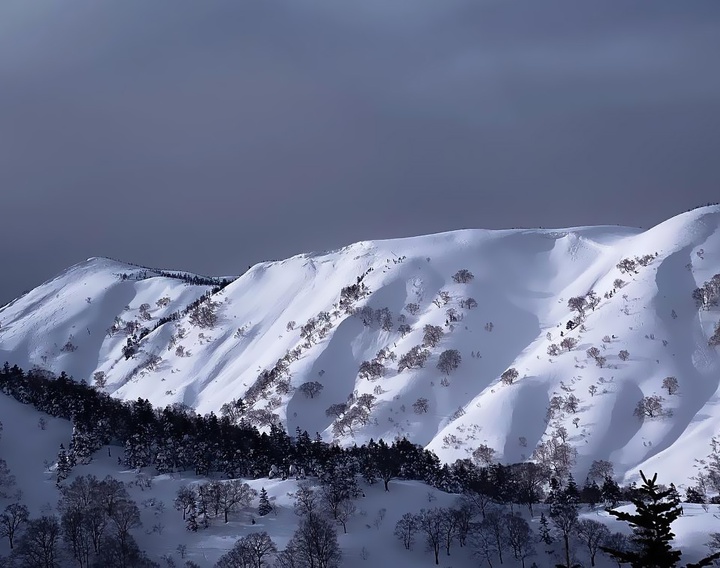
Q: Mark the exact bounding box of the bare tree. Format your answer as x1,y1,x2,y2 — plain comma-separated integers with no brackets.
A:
501,367,519,385
404,303,421,315
433,291,451,307
550,501,578,568
504,512,535,568
292,485,320,518
616,258,637,274
437,350,462,375
394,513,417,550
634,395,669,419
472,444,496,466
587,460,614,483
398,346,431,372
14,516,61,568
568,296,587,319
299,381,324,399
469,517,499,568
174,486,196,521
0,502,28,549
618,349,630,361
216,531,277,568
138,303,152,321
413,398,430,414
93,371,107,389
287,514,342,568
547,344,561,356
452,269,475,284
563,394,580,414
586,347,601,360
188,300,219,329
586,291,600,311
109,498,141,557
416,508,445,565
216,480,257,523
662,376,679,395
480,509,507,566
358,361,384,381
710,321,720,347
423,325,444,348
325,403,347,419
577,519,610,567
335,499,356,534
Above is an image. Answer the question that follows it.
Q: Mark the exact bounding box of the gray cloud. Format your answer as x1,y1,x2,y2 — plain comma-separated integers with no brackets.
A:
1,0,719,303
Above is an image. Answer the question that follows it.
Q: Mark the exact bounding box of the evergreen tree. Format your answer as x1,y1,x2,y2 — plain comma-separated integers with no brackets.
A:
601,475,622,507
601,471,720,568
258,488,272,517
56,445,73,485
581,477,602,507
538,512,553,545
185,507,198,532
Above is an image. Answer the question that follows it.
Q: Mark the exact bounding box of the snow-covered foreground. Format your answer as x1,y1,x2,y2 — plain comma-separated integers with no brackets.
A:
2,393,720,567
1,205,720,490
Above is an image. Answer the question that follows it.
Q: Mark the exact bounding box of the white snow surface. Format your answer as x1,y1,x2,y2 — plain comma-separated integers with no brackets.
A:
3,390,720,566
1,206,720,489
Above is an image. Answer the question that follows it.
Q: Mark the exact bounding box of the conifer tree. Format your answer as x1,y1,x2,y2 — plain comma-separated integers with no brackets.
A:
56,445,73,486
185,506,198,532
258,487,272,517
601,471,720,568
538,512,553,545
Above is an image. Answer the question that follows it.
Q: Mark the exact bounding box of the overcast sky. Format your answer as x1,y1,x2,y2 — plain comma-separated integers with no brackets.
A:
1,0,719,304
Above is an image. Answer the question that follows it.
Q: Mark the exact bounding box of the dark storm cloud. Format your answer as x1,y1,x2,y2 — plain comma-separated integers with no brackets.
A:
1,0,720,303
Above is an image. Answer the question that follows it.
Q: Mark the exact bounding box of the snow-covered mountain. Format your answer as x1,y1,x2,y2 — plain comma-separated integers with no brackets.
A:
2,206,720,486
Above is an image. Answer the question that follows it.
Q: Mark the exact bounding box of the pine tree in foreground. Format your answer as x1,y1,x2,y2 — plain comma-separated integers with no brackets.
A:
601,471,720,568
258,487,272,517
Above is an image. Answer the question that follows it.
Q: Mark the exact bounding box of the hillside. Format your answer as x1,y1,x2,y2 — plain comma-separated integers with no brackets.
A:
2,206,720,486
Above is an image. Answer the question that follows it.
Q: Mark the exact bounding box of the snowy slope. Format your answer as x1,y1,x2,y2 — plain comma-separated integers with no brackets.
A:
2,206,720,486
3,392,720,567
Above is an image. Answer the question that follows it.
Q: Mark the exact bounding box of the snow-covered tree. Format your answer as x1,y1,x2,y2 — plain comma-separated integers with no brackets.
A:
258,488,272,517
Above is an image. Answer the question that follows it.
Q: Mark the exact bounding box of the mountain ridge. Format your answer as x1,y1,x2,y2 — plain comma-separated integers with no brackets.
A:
2,205,720,486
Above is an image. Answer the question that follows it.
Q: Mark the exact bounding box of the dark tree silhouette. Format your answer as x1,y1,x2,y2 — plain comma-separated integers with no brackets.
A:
601,471,720,568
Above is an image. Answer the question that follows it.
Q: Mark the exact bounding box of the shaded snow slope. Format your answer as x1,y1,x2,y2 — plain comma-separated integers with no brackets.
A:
2,206,720,485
